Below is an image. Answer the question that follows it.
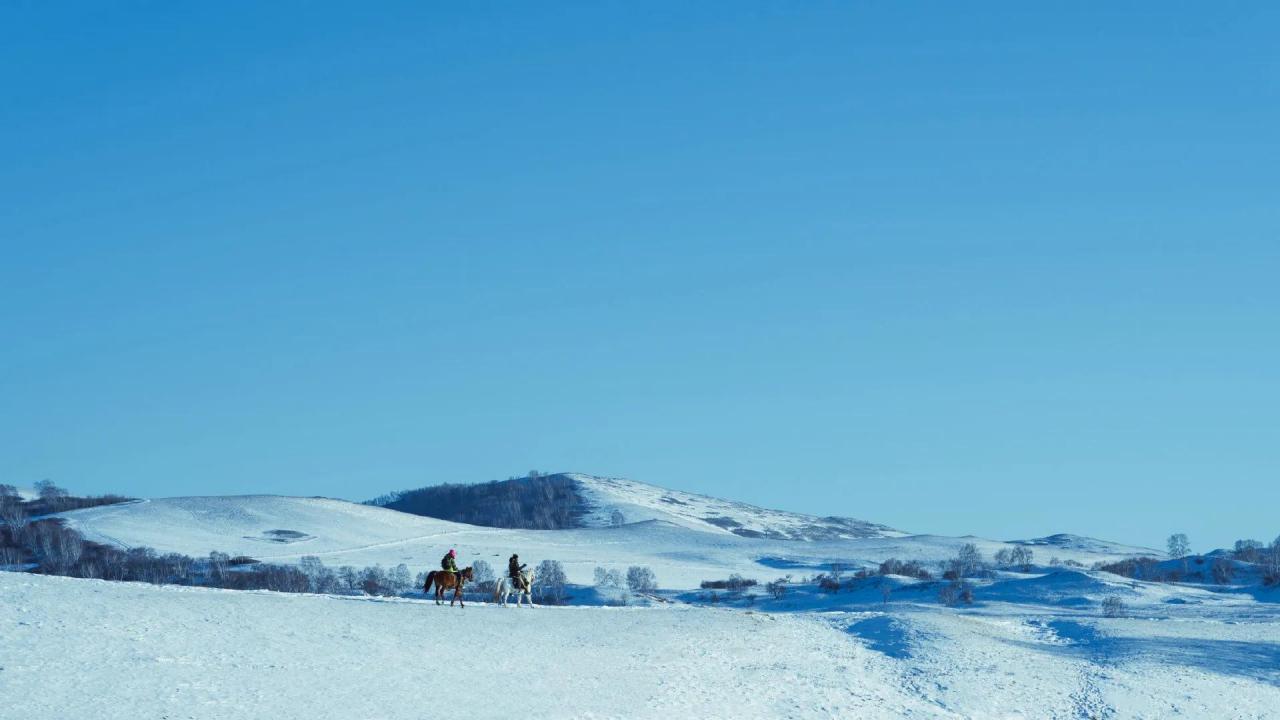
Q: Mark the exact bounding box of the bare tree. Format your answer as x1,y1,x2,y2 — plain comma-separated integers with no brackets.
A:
1211,556,1234,584
594,566,622,588
471,559,495,595
1010,546,1034,572
610,509,626,527
360,565,388,595
1233,540,1263,563
0,500,28,536
536,559,568,604
939,580,973,607
766,577,789,600
388,563,412,594
1101,595,1126,618
208,551,230,584
946,543,984,579
338,566,359,593
626,565,657,594
1166,533,1190,558
880,583,892,605
0,484,18,501
830,563,845,586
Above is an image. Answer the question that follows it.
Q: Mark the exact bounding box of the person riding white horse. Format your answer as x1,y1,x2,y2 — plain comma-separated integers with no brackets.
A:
495,553,535,607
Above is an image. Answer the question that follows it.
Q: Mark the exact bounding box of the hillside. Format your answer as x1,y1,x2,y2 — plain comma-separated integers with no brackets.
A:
369,472,901,541
55,492,1156,591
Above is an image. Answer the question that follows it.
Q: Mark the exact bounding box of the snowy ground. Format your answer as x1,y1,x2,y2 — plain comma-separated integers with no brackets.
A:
56,495,1160,591
4,572,1278,719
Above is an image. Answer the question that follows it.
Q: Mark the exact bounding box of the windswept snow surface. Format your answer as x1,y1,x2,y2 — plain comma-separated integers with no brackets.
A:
57,495,1154,590
570,473,902,540
4,572,1279,719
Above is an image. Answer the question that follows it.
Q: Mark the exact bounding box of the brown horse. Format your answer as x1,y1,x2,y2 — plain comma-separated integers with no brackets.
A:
423,566,474,607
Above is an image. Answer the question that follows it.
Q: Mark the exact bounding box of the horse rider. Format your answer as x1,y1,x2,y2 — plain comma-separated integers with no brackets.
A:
441,548,459,575
509,553,528,590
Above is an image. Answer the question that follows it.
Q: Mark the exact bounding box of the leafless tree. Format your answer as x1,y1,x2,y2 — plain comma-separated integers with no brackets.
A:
594,566,622,588
208,551,230,584
766,576,789,600
0,500,28,536
470,559,495,595
1167,533,1190,558
31,521,83,572
610,509,626,527
388,563,412,594
1211,556,1234,584
939,580,973,607
1010,546,1034,572
945,543,984,579
537,559,568,604
338,566,359,593
360,565,388,595
1101,595,1126,617
0,546,24,566
626,565,657,594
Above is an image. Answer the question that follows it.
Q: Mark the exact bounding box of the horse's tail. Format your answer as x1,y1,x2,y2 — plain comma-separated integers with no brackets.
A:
493,577,505,603
423,570,436,594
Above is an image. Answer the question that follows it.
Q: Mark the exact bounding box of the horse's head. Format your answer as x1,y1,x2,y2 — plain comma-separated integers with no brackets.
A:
461,566,474,582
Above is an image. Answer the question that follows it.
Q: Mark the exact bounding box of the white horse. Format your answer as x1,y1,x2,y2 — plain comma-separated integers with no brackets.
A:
494,570,535,607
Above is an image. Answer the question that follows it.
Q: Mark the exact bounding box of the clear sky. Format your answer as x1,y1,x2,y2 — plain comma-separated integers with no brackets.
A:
3,2,1277,551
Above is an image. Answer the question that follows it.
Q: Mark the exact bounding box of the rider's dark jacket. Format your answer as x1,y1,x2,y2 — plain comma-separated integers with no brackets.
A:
442,553,458,573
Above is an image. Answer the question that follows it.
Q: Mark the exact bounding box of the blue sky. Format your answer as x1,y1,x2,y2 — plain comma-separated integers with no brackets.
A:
2,2,1277,550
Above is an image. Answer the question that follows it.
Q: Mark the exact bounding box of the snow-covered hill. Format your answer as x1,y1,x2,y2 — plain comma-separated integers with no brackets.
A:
5,570,1279,720
569,473,902,540
57,492,1155,591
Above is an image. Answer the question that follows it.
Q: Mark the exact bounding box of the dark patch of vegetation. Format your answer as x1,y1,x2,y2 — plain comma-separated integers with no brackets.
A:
878,558,933,580
702,515,741,529
367,474,590,530
2,480,134,517
1095,557,1162,580
700,574,757,591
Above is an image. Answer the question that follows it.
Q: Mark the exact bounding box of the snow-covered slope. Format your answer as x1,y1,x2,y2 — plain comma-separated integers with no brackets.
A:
1012,533,1163,557
569,473,902,540
6,571,1279,720
57,493,1154,591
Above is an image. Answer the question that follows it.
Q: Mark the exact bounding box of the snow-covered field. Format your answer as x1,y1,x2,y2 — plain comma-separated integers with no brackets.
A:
9,481,1276,718
4,571,1278,719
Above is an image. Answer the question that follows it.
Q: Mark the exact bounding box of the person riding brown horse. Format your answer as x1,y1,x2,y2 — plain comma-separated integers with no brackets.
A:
423,565,474,607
